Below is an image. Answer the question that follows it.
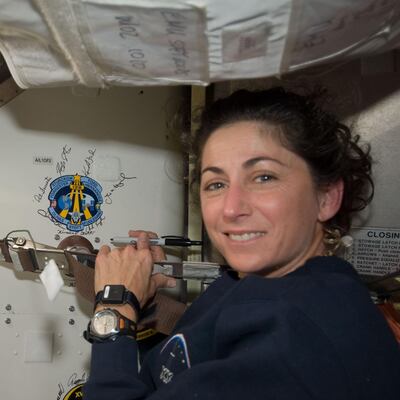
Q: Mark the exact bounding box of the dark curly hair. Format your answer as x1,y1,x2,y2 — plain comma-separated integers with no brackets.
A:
190,87,374,234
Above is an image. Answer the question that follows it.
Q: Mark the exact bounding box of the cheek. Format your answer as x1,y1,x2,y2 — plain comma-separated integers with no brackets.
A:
256,192,290,222
200,197,215,227
256,187,319,228
201,197,225,242
284,191,321,232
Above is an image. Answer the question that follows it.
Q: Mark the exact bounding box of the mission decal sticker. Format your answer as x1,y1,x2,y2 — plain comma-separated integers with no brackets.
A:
157,333,191,385
63,384,83,400
57,372,86,400
48,174,103,232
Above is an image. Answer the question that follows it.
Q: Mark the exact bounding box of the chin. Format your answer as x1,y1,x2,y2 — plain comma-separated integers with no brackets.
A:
225,255,269,275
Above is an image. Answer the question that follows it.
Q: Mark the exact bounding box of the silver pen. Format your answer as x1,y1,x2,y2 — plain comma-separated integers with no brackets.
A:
110,237,202,247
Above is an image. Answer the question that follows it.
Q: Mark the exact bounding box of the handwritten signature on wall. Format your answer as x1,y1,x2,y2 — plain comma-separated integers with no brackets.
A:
34,144,136,236
57,371,86,400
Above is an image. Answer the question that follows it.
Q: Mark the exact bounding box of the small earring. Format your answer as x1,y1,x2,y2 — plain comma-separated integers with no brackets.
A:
323,227,342,256
341,235,353,248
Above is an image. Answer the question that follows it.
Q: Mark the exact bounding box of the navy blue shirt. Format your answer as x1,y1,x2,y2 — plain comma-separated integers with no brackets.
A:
84,257,400,399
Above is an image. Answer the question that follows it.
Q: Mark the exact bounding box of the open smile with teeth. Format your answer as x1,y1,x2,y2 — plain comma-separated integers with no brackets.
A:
227,232,265,241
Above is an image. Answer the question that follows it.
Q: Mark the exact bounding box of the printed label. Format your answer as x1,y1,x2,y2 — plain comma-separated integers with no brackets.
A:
33,155,54,165
346,227,400,276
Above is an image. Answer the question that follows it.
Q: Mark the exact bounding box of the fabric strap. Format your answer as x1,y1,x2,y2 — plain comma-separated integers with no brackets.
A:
0,239,36,272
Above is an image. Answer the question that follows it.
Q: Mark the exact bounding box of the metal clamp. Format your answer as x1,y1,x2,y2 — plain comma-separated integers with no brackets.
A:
4,230,83,283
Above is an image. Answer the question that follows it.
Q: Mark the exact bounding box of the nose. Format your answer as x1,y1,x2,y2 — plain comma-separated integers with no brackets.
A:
222,184,251,220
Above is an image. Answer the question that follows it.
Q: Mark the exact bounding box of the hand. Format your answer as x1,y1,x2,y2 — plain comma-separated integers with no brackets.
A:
94,232,176,321
128,229,166,262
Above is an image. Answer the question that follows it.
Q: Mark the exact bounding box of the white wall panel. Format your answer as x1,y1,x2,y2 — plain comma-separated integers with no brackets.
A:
0,85,185,399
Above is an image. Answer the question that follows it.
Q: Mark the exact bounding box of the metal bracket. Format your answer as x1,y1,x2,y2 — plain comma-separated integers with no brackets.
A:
6,233,76,283
2,230,228,285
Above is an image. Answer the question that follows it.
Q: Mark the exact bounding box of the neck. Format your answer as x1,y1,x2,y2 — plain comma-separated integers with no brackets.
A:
264,227,326,279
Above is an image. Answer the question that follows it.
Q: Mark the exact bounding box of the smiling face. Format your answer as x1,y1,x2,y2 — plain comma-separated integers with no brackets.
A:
200,121,342,277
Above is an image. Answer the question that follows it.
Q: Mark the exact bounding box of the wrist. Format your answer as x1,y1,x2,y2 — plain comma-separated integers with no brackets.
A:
94,304,138,322
94,285,141,321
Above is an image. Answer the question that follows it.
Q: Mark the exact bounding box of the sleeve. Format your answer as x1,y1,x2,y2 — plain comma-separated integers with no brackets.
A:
83,301,355,400
83,337,150,400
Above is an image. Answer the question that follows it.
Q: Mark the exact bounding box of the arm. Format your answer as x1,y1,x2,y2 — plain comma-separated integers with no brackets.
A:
83,230,176,399
84,299,353,400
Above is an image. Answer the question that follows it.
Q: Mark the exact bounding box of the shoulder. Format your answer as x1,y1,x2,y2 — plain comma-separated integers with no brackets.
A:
216,256,364,306
224,256,378,330
214,256,395,354
212,258,400,397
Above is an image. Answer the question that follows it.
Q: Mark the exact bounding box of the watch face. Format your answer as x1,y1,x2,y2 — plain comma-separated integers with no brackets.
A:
92,310,118,337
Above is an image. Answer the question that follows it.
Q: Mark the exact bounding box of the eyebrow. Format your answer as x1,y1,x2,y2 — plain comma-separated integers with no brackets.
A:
201,156,286,176
243,156,285,168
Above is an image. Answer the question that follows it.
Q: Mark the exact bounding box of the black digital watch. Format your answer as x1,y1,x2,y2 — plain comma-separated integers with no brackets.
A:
95,284,141,317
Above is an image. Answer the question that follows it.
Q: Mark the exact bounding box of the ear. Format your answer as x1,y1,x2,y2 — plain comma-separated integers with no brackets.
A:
317,179,344,222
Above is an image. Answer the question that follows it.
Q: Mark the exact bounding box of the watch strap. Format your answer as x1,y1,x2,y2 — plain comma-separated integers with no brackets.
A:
124,290,141,317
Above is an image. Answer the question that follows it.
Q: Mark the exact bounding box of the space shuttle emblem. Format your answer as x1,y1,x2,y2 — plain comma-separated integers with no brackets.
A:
48,174,103,232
